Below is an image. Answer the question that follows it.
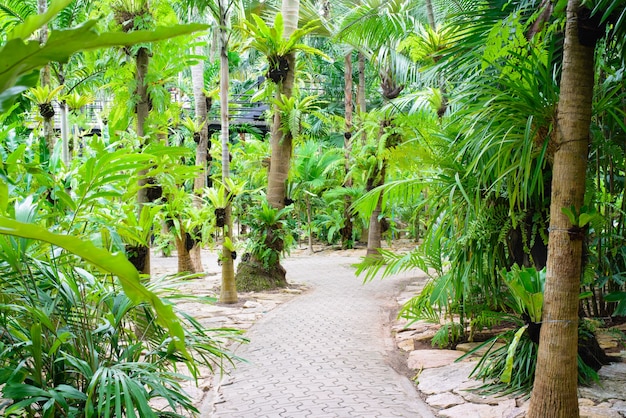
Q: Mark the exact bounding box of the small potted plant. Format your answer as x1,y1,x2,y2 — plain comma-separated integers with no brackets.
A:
26,85,65,119
203,179,246,228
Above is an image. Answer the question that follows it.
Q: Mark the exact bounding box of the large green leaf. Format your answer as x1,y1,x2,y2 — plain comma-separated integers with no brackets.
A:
500,325,528,383
0,18,208,112
502,265,546,323
0,216,189,359
7,0,73,41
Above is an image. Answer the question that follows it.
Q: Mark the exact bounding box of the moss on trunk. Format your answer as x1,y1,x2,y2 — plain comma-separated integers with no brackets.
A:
235,258,287,292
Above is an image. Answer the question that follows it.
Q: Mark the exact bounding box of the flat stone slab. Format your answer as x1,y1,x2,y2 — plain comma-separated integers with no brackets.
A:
579,363,626,402
426,392,465,408
408,349,464,370
580,405,623,418
438,399,517,418
417,361,477,394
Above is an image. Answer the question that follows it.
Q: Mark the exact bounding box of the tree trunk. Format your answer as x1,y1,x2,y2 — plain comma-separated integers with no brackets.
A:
366,116,391,257
191,45,209,274
425,0,436,29
357,52,368,243
38,0,55,155
218,2,238,304
267,0,299,210
342,52,354,249
357,51,367,141
242,0,300,287
266,91,294,210
135,46,151,275
366,164,386,258
192,51,209,192
306,196,313,253
527,2,595,416
60,101,70,165
366,194,383,257
175,228,194,273
220,205,237,302
281,0,300,36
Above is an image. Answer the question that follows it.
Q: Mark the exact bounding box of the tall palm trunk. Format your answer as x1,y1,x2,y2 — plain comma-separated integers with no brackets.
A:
192,54,209,193
306,195,313,253
60,103,70,165
266,1,299,217
366,75,400,257
38,0,55,155
424,0,436,29
527,2,596,416
256,0,300,284
219,1,237,304
190,47,209,274
281,0,300,36
357,52,367,142
357,52,368,243
56,66,70,166
366,161,385,257
342,52,354,249
175,226,194,272
135,46,151,274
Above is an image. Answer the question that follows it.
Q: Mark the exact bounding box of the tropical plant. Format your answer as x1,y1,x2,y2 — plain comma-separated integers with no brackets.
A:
291,140,343,252
236,197,295,291
25,84,64,118
235,4,314,288
461,266,606,397
243,198,295,269
0,220,241,416
0,0,206,112
238,13,328,84
203,179,247,227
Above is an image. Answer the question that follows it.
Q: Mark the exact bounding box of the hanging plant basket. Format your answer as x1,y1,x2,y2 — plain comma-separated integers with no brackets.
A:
267,55,290,83
38,103,55,119
184,232,195,251
215,208,226,228
145,177,163,202
125,244,148,272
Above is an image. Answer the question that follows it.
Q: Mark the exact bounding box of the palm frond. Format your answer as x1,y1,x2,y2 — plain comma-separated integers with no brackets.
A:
0,0,36,26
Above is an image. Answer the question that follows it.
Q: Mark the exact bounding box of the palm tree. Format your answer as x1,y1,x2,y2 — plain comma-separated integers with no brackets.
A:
342,50,355,249
527,1,605,415
111,0,153,274
266,2,301,215
236,2,327,286
217,0,238,303
188,42,210,273
37,0,56,155
181,0,215,274
178,0,243,301
336,0,419,257
291,141,343,253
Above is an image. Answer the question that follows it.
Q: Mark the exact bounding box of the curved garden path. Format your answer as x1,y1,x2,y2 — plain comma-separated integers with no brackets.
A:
206,253,434,418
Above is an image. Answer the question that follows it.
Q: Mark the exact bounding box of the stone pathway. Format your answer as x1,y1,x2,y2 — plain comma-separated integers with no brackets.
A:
153,248,626,417
206,253,434,418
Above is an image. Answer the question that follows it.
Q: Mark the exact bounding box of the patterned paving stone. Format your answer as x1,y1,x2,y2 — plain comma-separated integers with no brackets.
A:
208,254,434,418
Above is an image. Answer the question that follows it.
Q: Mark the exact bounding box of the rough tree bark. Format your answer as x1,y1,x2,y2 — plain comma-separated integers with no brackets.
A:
527,2,596,416
218,0,237,303
341,52,354,249
135,45,151,275
190,45,209,274
357,51,368,243
38,0,55,155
